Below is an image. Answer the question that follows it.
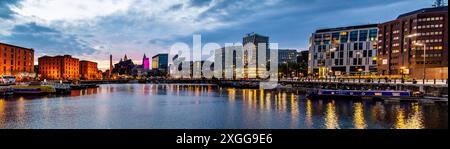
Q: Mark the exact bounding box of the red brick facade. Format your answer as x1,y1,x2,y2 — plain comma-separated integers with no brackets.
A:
0,43,34,75
38,55,80,80
377,7,448,79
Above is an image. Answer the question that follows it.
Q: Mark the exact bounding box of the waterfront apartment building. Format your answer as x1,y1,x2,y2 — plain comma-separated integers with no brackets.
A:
0,42,34,76
152,54,168,73
80,60,99,80
243,33,270,79
38,55,80,80
308,24,379,77
278,49,298,64
377,6,448,79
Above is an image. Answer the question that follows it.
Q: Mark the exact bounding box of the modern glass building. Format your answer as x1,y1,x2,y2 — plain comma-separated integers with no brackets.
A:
152,54,169,73
308,24,379,77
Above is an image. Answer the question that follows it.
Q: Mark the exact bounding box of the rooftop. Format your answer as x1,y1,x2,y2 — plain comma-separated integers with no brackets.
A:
397,6,448,18
315,24,378,33
0,42,34,51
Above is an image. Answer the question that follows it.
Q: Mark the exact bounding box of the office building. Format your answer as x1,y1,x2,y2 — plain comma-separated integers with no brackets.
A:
242,33,270,78
152,54,168,73
308,24,379,77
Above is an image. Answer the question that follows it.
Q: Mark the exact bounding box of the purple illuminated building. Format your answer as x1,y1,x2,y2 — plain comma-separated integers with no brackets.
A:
143,54,150,70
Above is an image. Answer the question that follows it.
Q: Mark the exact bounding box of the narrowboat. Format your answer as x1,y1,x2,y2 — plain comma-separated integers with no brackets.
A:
12,85,56,94
308,89,413,99
0,86,14,96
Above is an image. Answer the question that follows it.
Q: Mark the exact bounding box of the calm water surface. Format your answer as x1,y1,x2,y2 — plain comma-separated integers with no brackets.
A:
0,84,447,129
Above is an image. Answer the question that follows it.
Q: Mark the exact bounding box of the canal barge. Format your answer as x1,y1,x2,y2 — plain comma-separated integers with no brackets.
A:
11,85,56,95
308,89,416,100
0,86,14,96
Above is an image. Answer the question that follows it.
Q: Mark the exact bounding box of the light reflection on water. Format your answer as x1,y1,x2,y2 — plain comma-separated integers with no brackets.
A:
0,84,447,129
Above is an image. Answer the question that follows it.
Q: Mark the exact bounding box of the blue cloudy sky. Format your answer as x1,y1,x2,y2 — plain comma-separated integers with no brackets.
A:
0,0,441,69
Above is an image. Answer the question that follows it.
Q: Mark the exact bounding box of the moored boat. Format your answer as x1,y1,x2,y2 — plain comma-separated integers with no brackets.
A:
308,89,413,99
11,85,56,94
0,86,14,96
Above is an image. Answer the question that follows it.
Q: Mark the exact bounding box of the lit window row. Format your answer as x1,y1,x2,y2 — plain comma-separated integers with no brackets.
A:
413,24,444,29
413,53,442,58
416,17,445,22
416,39,443,43
416,31,443,36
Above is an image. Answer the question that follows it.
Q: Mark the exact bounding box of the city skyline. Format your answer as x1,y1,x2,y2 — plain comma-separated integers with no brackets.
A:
0,0,436,70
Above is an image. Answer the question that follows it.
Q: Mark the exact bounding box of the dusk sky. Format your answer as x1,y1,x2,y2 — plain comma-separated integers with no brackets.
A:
0,0,440,70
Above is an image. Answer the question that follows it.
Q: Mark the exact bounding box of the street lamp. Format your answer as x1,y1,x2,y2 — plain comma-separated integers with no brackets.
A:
357,68,363,83
406,33,427,84
400,66,406,83
283,61,288,79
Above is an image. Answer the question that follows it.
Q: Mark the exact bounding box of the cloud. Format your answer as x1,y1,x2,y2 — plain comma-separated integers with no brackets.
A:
0,0,433,69
0,22,96,59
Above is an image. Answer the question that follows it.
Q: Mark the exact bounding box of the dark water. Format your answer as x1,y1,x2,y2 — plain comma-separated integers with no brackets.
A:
0,84,447,129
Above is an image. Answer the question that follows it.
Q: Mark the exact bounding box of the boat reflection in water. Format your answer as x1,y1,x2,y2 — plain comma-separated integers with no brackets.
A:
0,84,447,129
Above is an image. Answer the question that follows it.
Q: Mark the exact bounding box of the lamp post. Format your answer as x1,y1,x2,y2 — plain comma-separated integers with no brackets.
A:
357,68,363,83
407,33,427,84
284,61,288,79
400,66,406,83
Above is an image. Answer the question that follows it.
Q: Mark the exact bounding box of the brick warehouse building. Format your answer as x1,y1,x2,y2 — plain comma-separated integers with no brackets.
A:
38,55,80,80
377,6,448,80
0,43,35,77
80,60,100,80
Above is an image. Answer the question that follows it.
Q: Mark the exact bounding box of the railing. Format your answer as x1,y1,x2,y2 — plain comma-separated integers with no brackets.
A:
279,78,448,85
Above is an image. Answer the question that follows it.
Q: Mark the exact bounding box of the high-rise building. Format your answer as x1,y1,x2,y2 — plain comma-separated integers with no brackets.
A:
278,49,298,64
377,6,448,79
152,54,168,73
308,24,379,77
242,33,270,78
0,42,34,76
79,60,99,80
38,55,80,80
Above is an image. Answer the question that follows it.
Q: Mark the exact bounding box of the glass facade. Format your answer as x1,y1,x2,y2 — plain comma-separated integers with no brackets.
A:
350,31,358,42
359,30,368,41
369,29,377,41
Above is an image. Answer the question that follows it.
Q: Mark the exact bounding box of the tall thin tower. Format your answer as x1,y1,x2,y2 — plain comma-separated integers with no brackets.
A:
109,54,113,79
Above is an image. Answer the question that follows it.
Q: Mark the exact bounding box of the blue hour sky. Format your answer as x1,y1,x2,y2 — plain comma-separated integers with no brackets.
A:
0,0,441,69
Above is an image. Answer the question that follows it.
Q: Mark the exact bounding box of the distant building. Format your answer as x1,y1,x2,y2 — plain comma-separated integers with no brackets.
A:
112,54,135,76
377,6,448,79
152,54,168,73
0,42,35,77
309,24,379,77
243,33,270,78
80,60,99,80
38,55,80,80
278,49,298,64
297,50,309,77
